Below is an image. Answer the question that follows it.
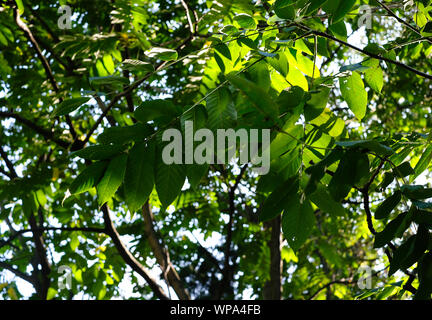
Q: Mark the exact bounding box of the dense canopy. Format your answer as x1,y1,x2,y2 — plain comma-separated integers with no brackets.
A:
1,0,432,300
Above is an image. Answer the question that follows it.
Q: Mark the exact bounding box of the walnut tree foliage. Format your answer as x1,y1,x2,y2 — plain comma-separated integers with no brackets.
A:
1,0,432,300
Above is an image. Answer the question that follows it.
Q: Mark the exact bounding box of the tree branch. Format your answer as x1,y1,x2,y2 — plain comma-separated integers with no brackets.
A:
263,216,282,300
142,203,190,300
28,210,51,299
296,23,432,80
375,0,431,43
215,164,248,299
360,160,385,236
13,4,77,140
307,279,354,300
0,111,70,149
0,145,18,179
180,0,196,35
0,261,35,286
101,204,169,300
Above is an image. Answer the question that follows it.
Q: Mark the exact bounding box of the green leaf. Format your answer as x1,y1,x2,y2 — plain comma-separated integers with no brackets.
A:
339,72,368,120
226,73,279,121
401,185,432,200
374,212,409,248
388,236,416,275
267,53,289,77
89,76,129,86
308,183,346,217
375,191,402,220
413,209,432,228
305,0,328,15
277,86,304,113
274,0,296,20
146,47,178,61
421,21,432,36
248,61,271,91
124,142,155,212
155,161,186,208
187,164,209,190
364,65,384,93
339,63,371,73
259,177,299,222
206,87,237,130
233,13,256,29
393,161,415,178
121,59,154,72
328,151,369,201
220,25,239,35
134,99,182,124
70,233,80,251
412,144,432,181
328,21,347,42
379,172,394,191
71,144,125,160
282,199,316,251
415,252,432,300
335,140,394,157
70,161,108,194
46,288,57,300
52,97,91,117
97,123,153,145
331,0,356,24
389,226,429,275
214,43,232,60
15,0,24,14
96,154,128,206
237,37,257,49
304,87,330,121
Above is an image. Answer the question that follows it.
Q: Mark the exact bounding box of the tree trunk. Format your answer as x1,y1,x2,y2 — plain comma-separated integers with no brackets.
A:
263,216,282,300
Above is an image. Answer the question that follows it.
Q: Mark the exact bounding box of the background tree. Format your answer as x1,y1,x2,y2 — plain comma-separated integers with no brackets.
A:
1,0,432,300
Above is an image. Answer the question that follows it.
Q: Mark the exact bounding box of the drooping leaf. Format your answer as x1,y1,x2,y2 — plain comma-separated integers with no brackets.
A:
124,142,155,212
282,198,316,251
308,183,346,217
328,151,369,201
375,191,402,220
206,87,237,130
155,161,186,208
97,123,153,145
70,161,108,195
339,72,368,120
415,252,432,300
259,177,299,222
330,0,356,24
304,87,330,121
226,73,279,122
52,97,91,117
401,185,432,200
389,226,429,275
96,154,128,206
134,99,182,124
412,144,432,181
374,212,410,248
393,161,415,178
364,64,384,93
274,0,296,20
277,86,305,113
71,144,125,160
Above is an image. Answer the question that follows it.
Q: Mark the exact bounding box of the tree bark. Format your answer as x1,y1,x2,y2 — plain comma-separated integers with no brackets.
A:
263,216,282,300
